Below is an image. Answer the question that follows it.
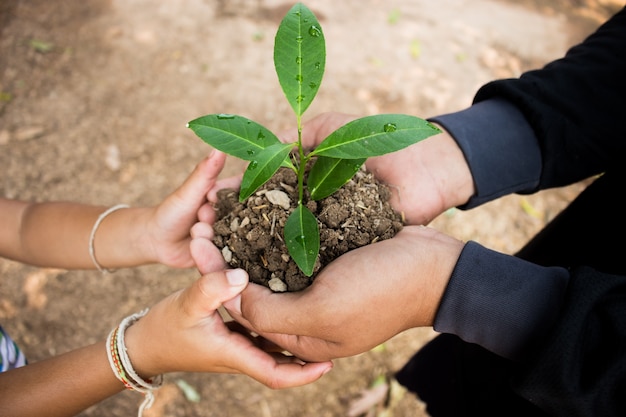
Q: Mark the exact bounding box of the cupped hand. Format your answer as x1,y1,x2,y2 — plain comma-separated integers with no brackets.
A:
124,236,333,389
225,225,465,362
284,112,475,224
142,150,228,269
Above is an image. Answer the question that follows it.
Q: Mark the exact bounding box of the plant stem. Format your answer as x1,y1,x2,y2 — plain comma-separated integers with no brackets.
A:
296,114,306,205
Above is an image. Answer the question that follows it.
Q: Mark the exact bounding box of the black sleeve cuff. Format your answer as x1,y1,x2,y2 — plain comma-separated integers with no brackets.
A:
429,99,542,209
434,241,570,360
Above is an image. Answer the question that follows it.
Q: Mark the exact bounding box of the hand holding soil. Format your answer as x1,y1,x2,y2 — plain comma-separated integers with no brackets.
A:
191,3,439,289
226,225,464,362
212,162,403,291
1,1,617,415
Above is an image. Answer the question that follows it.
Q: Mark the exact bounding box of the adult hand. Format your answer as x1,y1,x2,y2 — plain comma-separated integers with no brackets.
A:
225,226,464,362
124,236,333,389
282,112,475,224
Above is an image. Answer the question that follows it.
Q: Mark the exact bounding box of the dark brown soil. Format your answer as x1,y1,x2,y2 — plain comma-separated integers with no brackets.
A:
213,161,403,291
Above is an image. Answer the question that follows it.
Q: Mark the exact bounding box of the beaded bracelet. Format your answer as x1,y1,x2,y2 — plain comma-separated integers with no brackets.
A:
89,204,129,273
106,309,163,417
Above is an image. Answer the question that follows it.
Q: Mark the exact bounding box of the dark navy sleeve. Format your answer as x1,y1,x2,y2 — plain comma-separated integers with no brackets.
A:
430,7,626,209
427,10,626,414
513,266,626,416
433,241,570,360
429,99,541,209
474,7,626,189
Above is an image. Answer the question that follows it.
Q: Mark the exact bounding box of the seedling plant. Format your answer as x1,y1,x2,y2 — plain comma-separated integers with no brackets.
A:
188,3,440,277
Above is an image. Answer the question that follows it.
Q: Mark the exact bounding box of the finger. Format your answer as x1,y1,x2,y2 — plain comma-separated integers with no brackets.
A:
232,346,333,389
222,281,272,321
224,282,307,334
190,221,214,240
197,202,216,224
190,237,226,274
208,175,242,203
277,126,299,144
225,321,287,353
172,150,227,208
178,269,248,318
225,289,338,362
299,112,357,149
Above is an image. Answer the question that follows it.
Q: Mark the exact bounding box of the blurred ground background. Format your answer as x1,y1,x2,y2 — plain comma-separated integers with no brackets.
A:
0,0,622,416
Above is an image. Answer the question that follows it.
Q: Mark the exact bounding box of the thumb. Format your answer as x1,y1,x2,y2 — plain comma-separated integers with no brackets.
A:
172,150,227,208
190,235,226,275
181,269,249,317
224,281,279,327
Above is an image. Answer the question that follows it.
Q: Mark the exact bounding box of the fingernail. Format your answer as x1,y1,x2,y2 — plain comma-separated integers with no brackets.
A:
226,268,248,286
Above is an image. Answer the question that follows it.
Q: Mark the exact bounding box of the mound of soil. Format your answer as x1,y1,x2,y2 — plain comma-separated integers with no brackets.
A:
212,161,403,291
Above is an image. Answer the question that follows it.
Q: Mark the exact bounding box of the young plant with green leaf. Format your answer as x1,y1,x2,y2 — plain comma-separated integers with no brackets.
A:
187,3,440,277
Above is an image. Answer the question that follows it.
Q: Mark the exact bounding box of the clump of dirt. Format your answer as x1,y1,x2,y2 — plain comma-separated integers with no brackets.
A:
212,159,403,291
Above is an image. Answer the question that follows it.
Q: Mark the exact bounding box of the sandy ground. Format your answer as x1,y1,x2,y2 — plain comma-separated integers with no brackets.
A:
0,0,621,416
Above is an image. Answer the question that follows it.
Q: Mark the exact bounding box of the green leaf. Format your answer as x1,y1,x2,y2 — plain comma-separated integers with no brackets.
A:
284,205,319,276
274,3,325,116
310,114,441,159
187,114,282,161
308,156,365,200
240,142,294,202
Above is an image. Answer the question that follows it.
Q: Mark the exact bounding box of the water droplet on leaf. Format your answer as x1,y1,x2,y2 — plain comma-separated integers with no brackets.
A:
308,25,321,37
383,123,397,132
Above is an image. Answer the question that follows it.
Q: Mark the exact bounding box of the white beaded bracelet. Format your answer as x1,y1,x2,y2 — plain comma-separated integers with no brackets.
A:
89,204,129,273
106,309,163,417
